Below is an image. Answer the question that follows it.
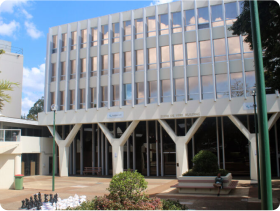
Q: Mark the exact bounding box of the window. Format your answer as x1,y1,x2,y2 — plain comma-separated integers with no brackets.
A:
80,89,85,109
197,7,209,29
51,63,56,82
124,84,132,105
70,60,76,79
243,36,254,59
81,29,87,48
199,40,211,63
102,25,109,45
148,48,157,70
135,19,143,39
172,12,182,33
160,46,170,68
102,55,108,75
216,74,228,99
173,44,183,66
50,92,55,107
123,20,131,41
90,88,97,108
201,75,214,100
69,90,75,110
213,38,226,62
186,42,197,65
147,16,156,37
161,80,171,103
136,82,144,105
60,62,66,81
112,23,120,43
124,52,131,72
148,81,157,104
91,57,97,76
91,27,98,46
60,91,65,110
185,10,196,31
135,50,144,71
80,58,86,78
211,5,224,27
112,53,119,74
188,77,199,100
245,71,256,95
174,78,184,102
112,85,119,106
228,37,241,60
52,35,57,53
101,86,108,107
159,14,169,35
231,72,244,97
61,33,67,52
71,31,77,50
225,2,238,25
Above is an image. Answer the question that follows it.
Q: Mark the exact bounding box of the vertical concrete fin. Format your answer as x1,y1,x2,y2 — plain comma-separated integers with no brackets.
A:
228,115,250,140
65,124,82,147
268,112,280,131
59,146,70,177
47,125,62,143
158,119,177,143
98,123,114,144
184,117,206,144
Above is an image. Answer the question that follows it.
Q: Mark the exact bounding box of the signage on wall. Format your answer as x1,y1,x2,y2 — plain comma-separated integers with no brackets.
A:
243,103,256,110
160,113,200,119
107,112,124,119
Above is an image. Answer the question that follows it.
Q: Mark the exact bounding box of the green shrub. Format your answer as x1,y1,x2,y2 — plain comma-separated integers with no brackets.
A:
182,169,229,176
161,199,187,210
192,150,219,173
107,170,148,202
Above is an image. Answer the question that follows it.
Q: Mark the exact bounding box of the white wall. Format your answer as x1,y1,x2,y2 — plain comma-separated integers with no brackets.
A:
0,52,23,118
0,154,16,189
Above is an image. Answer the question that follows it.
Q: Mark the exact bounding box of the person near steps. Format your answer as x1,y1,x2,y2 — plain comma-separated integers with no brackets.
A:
213,173,223,196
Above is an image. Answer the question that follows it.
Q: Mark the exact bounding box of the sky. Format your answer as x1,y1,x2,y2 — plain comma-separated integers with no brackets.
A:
0,0,174,116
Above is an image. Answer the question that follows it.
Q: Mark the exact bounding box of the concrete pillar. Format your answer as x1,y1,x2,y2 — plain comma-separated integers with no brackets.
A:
80,126,83,175
176,141,188,177
59,146,70,177
73,139,76,175
249,134,258,180
112,142,124,175
14,154,21,175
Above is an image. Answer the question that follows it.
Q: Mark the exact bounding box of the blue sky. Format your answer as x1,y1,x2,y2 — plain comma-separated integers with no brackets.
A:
0,0,173,116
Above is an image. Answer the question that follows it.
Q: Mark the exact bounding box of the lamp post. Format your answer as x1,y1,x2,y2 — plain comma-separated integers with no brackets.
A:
51,104,57,192
251,89,261,199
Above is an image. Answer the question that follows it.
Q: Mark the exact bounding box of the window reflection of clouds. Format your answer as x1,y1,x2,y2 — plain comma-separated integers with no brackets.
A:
161,80,171,103
124,52,131,72
147,16,156,37
112,85,119,106
198,7,209,23
188,77,199,100
124,84,132,105
173,44,183,66
148,48,157,69
225,2,238,24
159,14,169,35
231,72,244,97
113,53,119,74
200,40,211,63
124,20,131,41
135,19,143,39
160,46,170,68
228,37,241,60
149,81,157,103
172,12,182,33
216,74,228,99
185,10,195,31
136,50,144,71
214,38,226,62
201,75,214,99
101,86,108,107
211,5,224,27
242,36,254,59
112,23,120,43
136,82,144,104
186,42,197,64
175,78,184,102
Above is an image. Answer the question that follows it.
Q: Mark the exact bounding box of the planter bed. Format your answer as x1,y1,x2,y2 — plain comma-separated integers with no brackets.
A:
171,173,238,195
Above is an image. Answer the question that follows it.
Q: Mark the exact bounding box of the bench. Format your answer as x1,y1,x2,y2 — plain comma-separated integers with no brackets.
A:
83,167,102,175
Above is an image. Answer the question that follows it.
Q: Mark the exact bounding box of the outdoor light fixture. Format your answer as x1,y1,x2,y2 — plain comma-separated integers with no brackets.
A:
51,104,57,191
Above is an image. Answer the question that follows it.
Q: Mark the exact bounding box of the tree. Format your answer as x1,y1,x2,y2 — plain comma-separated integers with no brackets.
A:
229,1,280,92
0,80,19,111
27,97,44,120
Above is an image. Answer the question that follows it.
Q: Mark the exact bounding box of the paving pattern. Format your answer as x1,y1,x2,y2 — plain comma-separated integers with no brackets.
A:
0,176,279,210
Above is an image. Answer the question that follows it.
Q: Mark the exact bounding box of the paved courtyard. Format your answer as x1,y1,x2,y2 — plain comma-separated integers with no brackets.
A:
0,176,279,210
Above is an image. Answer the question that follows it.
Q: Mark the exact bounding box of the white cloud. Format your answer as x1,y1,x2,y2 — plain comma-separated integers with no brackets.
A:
150,0,173,6
24,21,43,39
22,8,32,19
0,20,19,36
21,63,45,115
0,0,28,14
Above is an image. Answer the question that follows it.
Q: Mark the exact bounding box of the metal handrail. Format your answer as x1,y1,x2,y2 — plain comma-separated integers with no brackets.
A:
0,44,23,55
0,129,21,142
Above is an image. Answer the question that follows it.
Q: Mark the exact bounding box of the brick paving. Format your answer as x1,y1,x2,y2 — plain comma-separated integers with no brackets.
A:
0,176,279,210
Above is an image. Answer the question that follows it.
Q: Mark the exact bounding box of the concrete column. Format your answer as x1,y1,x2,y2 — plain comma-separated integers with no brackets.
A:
14,154,21,175
156,121,159,176
92,124,96,174
146,121,150,176
59,146,70,177
73,139,76,175
160,125,164,176
133,130,136,171
80,126,83,175
101,131,104,175
112,142,124,175
176,141,188,177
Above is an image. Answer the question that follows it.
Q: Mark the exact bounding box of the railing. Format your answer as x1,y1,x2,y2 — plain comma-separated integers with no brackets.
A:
0,44,23,55
0,129,21,142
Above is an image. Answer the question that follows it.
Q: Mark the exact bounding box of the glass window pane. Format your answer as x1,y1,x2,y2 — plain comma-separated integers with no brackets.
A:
231,72,244,97
172,12,182,33
102,86,108,101
188,77,199,100
173,44,183,61
136,82,144,100
185,9,195,30
197,7,209,24
113,23,120,37
243,36,252,53
148,48,157,65
214,38,226,56
92,27,98,42
211,5,224,27
159,14,169,35
200,40,211,58
225,2,238,21
124,52,131,72
186,42,197,59
162,80,171,97
113,85,120,101
239,1,245,14
135,19,143,34
175,78,184,96
245,71,256,94
161,46,170,64
113,53,119,68
149,81,157,98
102,55,108,70
91,88,96,108
124,84,132,100
202,75,214,99
216,74,228,99
228,37,241,54
91,57,97,72
102,25,109,40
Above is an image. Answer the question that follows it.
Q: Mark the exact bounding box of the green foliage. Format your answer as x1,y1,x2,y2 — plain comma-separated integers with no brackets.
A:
192,150,219,173
161,199,186,210
0,80,19,111
107,170,148,202
27,97,44,120
229,1,280,92
182,169,229,176
0,49,5,55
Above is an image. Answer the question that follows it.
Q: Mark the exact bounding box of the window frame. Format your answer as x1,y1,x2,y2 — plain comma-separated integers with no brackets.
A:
81,29,87,49
91,27,98,46
112,23,120,43
70,60,76,79
160,46,170,68
51,63,56,82
91,57,97,77
123,20,132,41
112,85,120,106
135,18,144,39
61,33,67,52
123,84,132,106
52,35,57,53
147,16,156,37
172,12,182,33
80,58,86,78
71,31,77,50
101,25,109,45
136,82,144,105
185,9,196,31
60,61,66,81
173,44,184,67
159,14,169,35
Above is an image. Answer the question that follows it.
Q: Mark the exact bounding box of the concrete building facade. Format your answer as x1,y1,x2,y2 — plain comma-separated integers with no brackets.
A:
39,0,280,180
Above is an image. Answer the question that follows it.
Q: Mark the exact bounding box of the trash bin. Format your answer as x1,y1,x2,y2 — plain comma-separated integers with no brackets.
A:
15,174,24,190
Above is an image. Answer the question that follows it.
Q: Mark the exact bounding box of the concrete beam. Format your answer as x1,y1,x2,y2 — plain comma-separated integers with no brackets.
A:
228,115,250,140
268,112,280,131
